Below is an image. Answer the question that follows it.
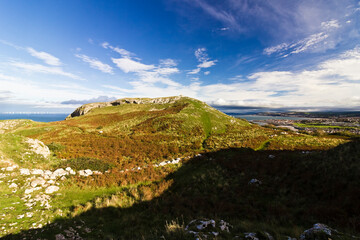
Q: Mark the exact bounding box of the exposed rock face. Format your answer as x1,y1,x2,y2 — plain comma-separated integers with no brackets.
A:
65,96,183,119
26,138,51,158
66,102,112,119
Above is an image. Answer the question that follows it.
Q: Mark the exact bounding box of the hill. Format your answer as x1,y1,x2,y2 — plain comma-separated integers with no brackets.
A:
0,96,358,239
9,96,346,169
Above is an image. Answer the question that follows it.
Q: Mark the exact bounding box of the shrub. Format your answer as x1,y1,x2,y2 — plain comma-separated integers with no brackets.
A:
47,142,65,152
57,157,115,172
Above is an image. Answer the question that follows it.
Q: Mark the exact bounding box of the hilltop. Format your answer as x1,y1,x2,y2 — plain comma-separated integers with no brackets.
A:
66,96,185,119
0,96,358,239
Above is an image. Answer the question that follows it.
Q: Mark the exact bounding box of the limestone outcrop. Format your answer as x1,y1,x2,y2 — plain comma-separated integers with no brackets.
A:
65,96,183,119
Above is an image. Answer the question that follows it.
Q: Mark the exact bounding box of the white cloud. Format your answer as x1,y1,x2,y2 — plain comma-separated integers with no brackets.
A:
264,43,289,55
290,32,329,54
318,47,360,81
197,60,217,68
27,48,62,66
155,67,179,75
189,48,217,74
105,47,360,109
102,42,134,58
111,47,133,58
204,71,210,75
159,58,177,67
137,71,181,87
264,31,333,57
188,68,200,74
321,19,340,29
0,39,22,50
264,16,346,57
101,42,109,49
195,48,209,62
10,62,83,80
189,0,243,32
0,73,104,108
61,95,117,104
112,58,155,73
75,54,113,74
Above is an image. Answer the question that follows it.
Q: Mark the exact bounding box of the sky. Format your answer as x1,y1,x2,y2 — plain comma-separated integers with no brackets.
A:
0,0,359,114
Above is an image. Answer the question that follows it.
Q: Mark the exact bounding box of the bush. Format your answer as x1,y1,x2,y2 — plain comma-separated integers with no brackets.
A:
47,142,65,152
57,157,115,172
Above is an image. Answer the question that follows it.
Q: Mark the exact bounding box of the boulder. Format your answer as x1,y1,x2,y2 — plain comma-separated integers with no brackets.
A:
65,167,76,175
20,168,30,175
300,223,332,240
53,168,68,177
31,178,46,187
9,183,18,188
31,169,44,175
45,185,59,194
26,138,51,158
185,219,232,239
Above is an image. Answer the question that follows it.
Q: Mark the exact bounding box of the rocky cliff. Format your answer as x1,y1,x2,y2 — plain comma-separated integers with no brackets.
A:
65,96,183,119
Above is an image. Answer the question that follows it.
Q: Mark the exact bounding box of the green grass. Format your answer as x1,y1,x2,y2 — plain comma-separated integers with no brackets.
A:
1,97,359,239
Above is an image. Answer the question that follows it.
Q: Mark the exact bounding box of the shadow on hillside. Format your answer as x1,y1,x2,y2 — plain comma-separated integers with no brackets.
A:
4,140,360,239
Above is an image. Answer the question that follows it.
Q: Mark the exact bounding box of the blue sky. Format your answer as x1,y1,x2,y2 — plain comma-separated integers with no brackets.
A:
0,0,359,113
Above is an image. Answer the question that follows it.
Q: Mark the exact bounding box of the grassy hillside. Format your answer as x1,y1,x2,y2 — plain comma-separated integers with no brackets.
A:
11,97,345,166
3,141,360,239
0,96,358,239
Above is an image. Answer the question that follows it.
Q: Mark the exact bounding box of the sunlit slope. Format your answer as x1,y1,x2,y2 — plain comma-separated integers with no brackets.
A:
12,96,346,168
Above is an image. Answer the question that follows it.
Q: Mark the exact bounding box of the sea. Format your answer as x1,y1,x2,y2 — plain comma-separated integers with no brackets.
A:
233,115,309,121
0,113,69,122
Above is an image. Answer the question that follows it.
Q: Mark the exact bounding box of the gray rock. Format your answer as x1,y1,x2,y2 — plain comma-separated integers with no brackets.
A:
248,178,262,185
53,168,69,177
299,223,331,240
31,177,46,187
66,96,183,119
45,185,59,194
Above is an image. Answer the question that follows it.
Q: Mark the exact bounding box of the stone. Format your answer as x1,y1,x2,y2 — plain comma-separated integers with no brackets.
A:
65,167,76,175
248,178,262,185
5,165,17,171
31,178,46,187
20,168,30,175
55,233,66,240
9,183,18,188
185,219,232,239
31,169,44,175
53,168,68,177
26,138,51,158
245,232,259,240
300,223,332,240
45,185,60,194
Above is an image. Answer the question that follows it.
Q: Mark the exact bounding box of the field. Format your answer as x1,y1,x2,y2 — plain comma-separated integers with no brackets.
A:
0,97,359,239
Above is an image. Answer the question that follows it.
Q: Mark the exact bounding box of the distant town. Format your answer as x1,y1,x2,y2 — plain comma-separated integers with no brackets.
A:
239,112,360,136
